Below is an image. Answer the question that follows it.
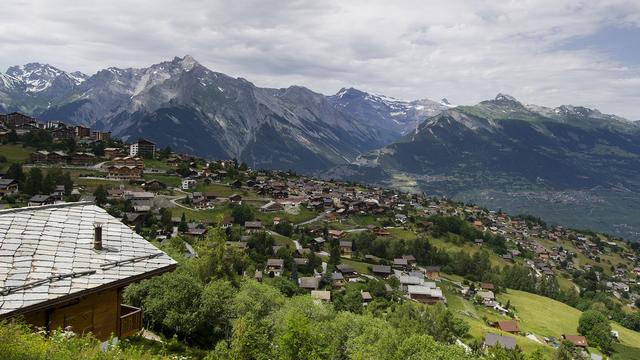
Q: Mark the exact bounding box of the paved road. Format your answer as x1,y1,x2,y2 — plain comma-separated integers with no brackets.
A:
295,210,332,227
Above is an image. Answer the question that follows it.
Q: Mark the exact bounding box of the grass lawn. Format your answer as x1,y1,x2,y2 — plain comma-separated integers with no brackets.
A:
144,159,175,171
194,183,259,198
340,258,371,274
144,174,181,188
498,289,640,359
430,236,507,268
0,144,34,169
388,228,417,241
255,207,318,225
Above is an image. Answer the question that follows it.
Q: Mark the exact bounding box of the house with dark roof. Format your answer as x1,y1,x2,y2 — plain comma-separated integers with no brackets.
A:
484,333,516,350
0,202,177,341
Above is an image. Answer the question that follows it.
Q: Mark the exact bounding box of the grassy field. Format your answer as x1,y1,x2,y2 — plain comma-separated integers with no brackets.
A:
144,159,176,171
429,236,508,268
498,289,640,359
193,183,259,197
0,144,34,169
441,283,555,357
340,258,371,274
255,207,318,225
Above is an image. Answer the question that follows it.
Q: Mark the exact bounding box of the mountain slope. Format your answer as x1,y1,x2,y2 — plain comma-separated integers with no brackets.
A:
329,94,640,239
328,87,451,135
25,56,390,171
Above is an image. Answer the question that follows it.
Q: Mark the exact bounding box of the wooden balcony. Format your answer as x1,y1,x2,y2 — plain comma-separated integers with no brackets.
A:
119,304,142,338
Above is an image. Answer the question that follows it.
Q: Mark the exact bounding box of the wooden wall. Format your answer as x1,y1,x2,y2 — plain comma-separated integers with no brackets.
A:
19,287,121,341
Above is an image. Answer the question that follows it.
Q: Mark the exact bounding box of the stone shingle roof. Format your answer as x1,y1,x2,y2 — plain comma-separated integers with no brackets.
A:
0,202,176,316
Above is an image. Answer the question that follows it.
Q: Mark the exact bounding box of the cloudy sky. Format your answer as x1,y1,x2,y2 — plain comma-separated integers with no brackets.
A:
1,0,639,119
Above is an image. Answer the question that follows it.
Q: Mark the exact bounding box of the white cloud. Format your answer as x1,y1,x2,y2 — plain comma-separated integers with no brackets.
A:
1,0,639,118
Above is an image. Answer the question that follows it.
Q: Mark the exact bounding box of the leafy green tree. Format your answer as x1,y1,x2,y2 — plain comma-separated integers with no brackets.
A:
179,212,188,233
93,185,108,206
231,204,254,225
5,163,25,184
24,167,43,195
123,269,204,342
578,310,612,353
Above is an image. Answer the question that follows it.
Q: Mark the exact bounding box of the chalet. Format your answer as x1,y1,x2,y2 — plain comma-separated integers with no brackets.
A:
311,290,331,302
107,165,142,180
229,194,242,203
332,272,346,288
104,148,126,159
0,202,177,341
477,290,496,306
143,179,167,192
494,320,520,334
480,282,495,291
298,277,320,291
399,275,424,291
407,285,444,304
339,240,353,258
483,333,516,350
0,179,19,197
361,291,373,305
402,254,417,266
15,122,39,136
423,266,441,280
230,180,242,188
68,152,97,166
221,216,233,229
260,201,284,213
561,335,588,348
28,194,53,207
371,265,392,277
244,221,263,233
265,259,284,277
393,258,409,269
328,229,346,240
336,264,357,278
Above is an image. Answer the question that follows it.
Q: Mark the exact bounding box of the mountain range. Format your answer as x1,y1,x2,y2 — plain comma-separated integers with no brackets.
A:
0,56,408,172
3,56,640,239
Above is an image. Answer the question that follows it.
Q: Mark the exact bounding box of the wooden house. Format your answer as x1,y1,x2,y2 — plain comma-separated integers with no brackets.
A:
0,202,177,341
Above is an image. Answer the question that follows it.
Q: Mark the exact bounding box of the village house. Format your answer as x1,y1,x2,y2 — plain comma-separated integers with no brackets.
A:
0,202,177,341
298,277,320,291
371,265,392,277
339,240,353,258
244,221,263,233
423,266,441,280
107,165,143,180
27,194,54,207
494,320,520,335
311,290,331,303
0,179,19,197
483,333,516,350
561,334,588,349
265,259,284,277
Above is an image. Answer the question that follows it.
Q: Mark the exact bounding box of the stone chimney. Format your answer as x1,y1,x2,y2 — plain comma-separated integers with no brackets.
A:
94,223,103,250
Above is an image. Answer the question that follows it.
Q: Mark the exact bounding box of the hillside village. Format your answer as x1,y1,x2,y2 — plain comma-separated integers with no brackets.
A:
1,111,640,359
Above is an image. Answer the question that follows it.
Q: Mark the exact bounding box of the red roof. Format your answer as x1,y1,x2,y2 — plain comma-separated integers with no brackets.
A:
496,320,520,333
562,334,588,348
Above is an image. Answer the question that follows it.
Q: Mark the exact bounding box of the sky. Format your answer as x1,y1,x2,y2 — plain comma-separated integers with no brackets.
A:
1,0,639,119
